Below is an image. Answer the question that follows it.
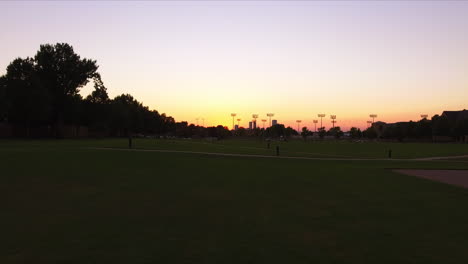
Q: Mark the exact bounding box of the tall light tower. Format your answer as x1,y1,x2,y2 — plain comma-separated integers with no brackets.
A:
261,119,267,129
230,113,237,130
330,115,337,128
369,114,377,124
296,120,302,132
267,113,275,127
367,120,372,128
252,114,259,129
313,120,318,132
318,114,326,130
237,118,241,127
421,114,428,120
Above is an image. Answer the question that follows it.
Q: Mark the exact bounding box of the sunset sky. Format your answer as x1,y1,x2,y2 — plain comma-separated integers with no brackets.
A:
1,1,468,130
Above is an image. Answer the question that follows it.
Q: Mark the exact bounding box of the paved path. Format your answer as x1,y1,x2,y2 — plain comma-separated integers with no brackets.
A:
89,147,468,162
412,155,468,161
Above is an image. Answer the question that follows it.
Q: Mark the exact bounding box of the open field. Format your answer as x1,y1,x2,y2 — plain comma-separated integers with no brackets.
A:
3,138,468,159
1,139,468,263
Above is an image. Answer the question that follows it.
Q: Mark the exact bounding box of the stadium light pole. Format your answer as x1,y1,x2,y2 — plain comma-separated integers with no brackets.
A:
367,120,372,128
252,114,259,129
318,114,325,130
230,113,237,130
267,113,275,127
296,120,302,133
313,120,318,132
261,119,267,129
370,114,377,124
237,118,241,127
330,115,337,128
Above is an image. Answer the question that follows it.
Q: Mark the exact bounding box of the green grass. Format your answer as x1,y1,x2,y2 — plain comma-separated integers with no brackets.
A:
3,138,467,159
1,139,468,263
129,138,468,159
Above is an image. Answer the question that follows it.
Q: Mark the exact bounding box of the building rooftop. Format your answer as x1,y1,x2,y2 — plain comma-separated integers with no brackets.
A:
442,109,468,122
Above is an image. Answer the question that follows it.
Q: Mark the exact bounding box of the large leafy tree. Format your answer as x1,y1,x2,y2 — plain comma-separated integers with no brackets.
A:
0,43,178,138
3,58,51,135
328,126,344,139
0,75,7,121
34,43,99,135
35,43,99,98
86,74,109,104
82,74,110,132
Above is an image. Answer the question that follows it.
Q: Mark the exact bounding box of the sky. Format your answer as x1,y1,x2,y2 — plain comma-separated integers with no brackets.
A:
1,1,468,130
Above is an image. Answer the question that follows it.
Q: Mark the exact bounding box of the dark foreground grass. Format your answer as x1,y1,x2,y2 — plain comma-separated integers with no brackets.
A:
1,140,468,263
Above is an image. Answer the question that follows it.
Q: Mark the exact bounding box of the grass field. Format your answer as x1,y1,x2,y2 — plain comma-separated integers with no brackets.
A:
1,139,468,263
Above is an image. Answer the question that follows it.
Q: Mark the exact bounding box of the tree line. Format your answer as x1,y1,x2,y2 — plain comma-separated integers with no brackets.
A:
0,43,349,140
0,43,180,138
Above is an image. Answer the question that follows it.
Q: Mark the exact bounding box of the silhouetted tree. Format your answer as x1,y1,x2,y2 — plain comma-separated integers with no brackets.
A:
234,127,247,137
34,43,99,136
415,118,432,138
328,126,344,139
0,75,7,121
349,127,362,139
318,127,326,139
216,125,231,139
0,43,183,138
82,75,110,135
265,124,286,138
285,126,298,137
86,74,109,104
3,58,51,136
363,127,377,139
301,127,312,140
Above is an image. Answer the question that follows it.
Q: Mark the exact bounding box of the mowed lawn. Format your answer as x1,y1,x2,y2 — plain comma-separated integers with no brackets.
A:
99,138,468,159
1,139,468,263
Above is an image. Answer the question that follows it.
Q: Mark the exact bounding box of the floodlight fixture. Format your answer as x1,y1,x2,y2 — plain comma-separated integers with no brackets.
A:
318,114,326,129
296,120,302,132
267,113,275,127
313,120,318,132
230,113,237,129
330,115,337,128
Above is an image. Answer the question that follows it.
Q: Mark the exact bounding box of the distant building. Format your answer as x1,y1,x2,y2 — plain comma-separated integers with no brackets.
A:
249,122,253,130
253,121,257,129
442,109,468,123
441,109,468,143
234,125,239,130
272,120,278,126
